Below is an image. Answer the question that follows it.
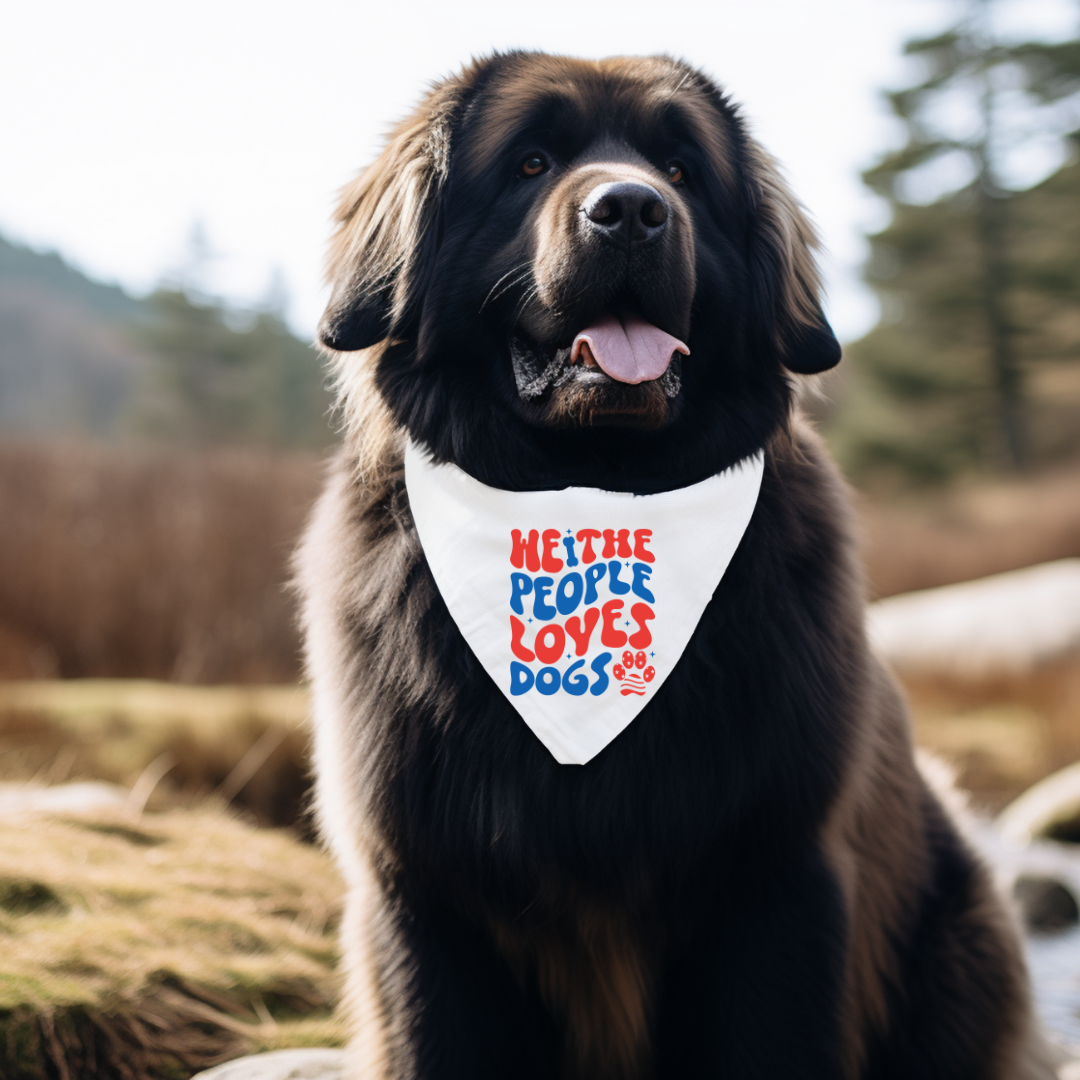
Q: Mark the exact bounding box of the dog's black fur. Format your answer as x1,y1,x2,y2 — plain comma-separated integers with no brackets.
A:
297,52,1053,1080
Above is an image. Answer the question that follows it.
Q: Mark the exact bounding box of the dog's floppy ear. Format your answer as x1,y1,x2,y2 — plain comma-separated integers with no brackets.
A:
319,82,467,352
743,145,841,375
780,307,842,374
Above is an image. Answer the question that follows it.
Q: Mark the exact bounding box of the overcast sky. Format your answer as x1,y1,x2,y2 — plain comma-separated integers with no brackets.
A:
3,0,1077,342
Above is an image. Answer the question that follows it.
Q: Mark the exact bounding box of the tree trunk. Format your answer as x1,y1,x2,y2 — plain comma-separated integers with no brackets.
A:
974,186,1027,470
975,52,1027,471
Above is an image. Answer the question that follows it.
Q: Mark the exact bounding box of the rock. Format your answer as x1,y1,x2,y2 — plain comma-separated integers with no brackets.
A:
867,559,1080,678
869,561,1080,802
191,1049,347,1080
0,780,128,815
1014,874,1080,933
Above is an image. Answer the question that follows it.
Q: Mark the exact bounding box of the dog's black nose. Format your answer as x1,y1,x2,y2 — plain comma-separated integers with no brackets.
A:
582,181,668,244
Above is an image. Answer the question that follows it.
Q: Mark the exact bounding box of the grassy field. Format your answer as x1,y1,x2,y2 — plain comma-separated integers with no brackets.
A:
856,462,1080,600
0,670,1073,1077
0,681,311,830
0,802,345,1080
1,669,1075,820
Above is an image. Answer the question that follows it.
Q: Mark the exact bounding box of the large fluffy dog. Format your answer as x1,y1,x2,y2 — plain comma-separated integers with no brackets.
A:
297,52,1054,1079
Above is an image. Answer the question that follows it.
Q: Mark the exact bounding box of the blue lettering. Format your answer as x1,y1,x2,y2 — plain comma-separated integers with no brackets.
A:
510,662,534,695
536,666,561,696
607,560,630,595
631,563,655,603
563,659,588,696
555,572,584,616
590,652,612,696
584,563,607,605
561,536,579,567
510,573,533,615
533,576,556,621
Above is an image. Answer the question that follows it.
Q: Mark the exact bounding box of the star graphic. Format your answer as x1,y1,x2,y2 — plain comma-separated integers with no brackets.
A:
527,618,533,623
650,651,655,657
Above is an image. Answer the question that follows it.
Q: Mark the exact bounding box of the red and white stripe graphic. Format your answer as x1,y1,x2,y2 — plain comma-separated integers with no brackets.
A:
613,651,656,697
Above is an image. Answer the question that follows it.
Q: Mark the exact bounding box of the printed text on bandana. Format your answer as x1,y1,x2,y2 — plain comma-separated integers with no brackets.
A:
509,527,657,698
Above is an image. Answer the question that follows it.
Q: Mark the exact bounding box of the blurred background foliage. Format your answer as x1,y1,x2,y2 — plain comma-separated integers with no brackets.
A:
829,0,1080,484
133,288,333,449
0,227,333,450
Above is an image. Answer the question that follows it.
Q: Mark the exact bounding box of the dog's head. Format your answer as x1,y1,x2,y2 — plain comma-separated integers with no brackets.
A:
320,52,839,491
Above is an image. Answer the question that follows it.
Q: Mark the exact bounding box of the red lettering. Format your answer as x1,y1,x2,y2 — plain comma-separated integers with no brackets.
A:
534,623,566,664
633,529,655,564
628,603,654,648
600,599,627,648
510,529,541,572
601,529,632,558
541,529,564,573
576,529,601,564
564,607,600,655
510,616,535,662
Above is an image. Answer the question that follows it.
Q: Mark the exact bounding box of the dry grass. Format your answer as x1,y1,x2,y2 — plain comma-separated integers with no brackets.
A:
0,803,345,1080
900,658,1080,811
0,681,312,831
0,438,1078,683
857,461,1080,599
0,439,322,683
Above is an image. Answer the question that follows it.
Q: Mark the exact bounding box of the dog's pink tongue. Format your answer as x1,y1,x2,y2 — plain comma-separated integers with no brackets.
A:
571,313,689,384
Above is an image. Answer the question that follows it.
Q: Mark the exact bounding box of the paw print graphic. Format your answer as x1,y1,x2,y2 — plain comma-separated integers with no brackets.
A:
613,650,655,697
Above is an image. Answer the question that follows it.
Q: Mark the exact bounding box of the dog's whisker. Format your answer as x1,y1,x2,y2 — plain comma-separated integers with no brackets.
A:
479,267,526,313
479,264,532,313
512,284,541,323
487,270,534,311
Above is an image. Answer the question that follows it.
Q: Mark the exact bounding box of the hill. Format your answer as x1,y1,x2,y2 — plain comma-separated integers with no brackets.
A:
0,235,333,448
0,237,151,436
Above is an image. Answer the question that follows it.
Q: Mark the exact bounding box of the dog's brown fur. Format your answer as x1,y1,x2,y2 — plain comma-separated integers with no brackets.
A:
299,52,1058,1080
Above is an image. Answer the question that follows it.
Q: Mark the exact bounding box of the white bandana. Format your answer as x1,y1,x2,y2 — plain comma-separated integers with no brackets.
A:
405,440,764,764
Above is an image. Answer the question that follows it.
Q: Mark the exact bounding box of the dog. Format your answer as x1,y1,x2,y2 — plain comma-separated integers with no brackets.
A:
296,52,1056,1079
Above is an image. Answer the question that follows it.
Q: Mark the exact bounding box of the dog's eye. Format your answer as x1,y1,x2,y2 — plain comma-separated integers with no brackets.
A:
666,162,686,186
521,154,548,178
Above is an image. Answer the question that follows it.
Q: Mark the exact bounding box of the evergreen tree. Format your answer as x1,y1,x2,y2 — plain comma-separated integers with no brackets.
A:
833,0,1080,483
133,288,334,449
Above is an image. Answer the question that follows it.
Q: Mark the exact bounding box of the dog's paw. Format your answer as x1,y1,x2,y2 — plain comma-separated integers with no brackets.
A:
614,650,652,696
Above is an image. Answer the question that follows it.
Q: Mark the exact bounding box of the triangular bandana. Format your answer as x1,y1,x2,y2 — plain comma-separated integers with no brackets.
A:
405,441,764,764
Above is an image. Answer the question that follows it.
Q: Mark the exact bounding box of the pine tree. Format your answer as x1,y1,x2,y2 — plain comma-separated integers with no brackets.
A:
832,0,1080,483
133,288,334,449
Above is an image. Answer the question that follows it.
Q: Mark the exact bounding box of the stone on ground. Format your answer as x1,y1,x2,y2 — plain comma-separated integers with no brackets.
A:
191,1048,346,1079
